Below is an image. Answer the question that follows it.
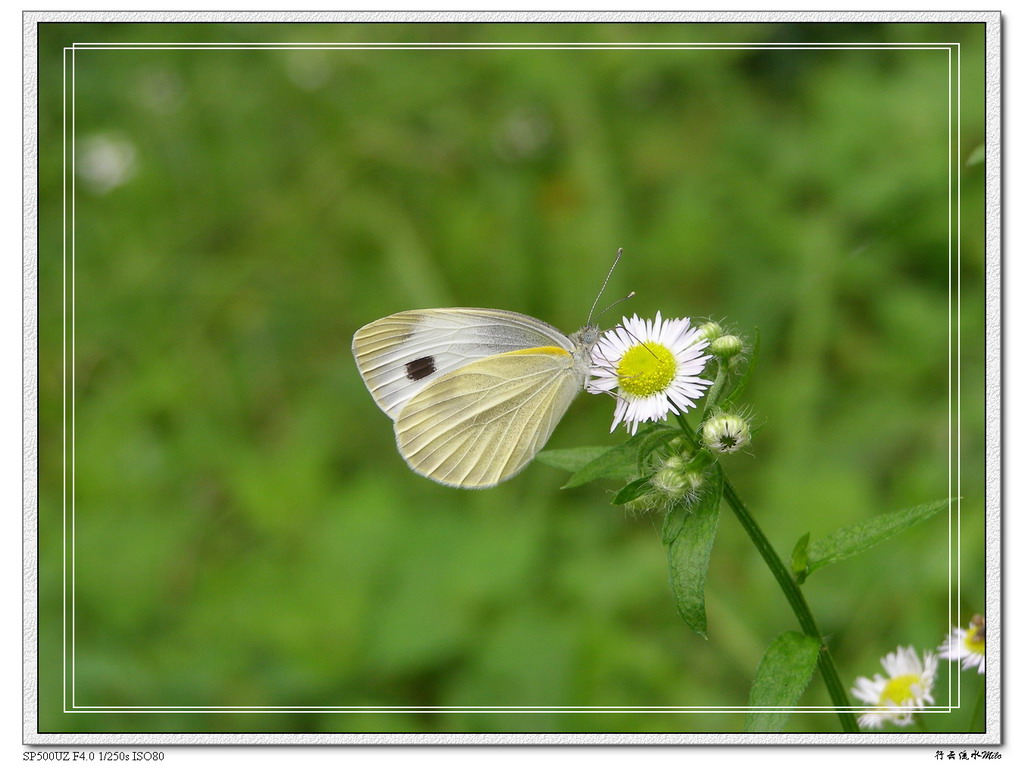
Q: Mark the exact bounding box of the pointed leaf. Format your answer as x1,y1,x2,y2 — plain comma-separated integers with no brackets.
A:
805,498,950,576
633,425,684,471
663,463,723,638
791,532,810,584
535,446,613,474
660,499,687,545
744,632,820,732
563,424,676,488
612,475,653,505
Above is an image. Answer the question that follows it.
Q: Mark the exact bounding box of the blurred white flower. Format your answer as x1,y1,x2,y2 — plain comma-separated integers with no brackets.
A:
77,133,137,195
939,615,985,674
851,646,937,729
493,107,551,161
285,50,331,91
135,68,184,114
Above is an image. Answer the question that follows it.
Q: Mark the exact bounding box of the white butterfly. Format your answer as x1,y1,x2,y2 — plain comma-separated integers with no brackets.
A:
352,251,624,489
352,308,600,488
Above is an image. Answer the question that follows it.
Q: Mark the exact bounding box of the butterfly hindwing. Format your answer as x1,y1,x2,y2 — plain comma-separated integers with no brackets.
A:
352,308,573,419
394,347,584,488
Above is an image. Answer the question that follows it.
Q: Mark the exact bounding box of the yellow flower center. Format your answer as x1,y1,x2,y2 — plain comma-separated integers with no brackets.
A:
965,626,985,654
880,674,921,706
617,342,676,397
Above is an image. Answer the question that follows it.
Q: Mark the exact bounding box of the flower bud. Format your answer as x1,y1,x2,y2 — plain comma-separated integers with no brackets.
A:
651,455,705,501
667,437,690,454
709,334,743,360
651,455,687,494
701,413,751,454
698,321,724,342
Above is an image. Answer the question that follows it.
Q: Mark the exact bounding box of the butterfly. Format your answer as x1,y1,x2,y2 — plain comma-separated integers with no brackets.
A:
351,251,624,488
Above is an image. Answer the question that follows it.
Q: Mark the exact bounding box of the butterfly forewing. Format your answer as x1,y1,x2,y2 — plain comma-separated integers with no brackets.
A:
394,347,585,488
352,308,573,419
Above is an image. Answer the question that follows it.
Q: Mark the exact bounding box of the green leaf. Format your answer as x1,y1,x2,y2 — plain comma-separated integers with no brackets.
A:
744,632,820,732
791,532,810,584
633,425,683,469
612,475,652,505
662,463,723,638
660,500,686,545
562,424,676,488
804,498,950,576
683,449,715,473
535,446,612,474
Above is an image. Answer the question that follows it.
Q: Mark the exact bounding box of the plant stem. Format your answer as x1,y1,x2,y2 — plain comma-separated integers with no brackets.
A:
722,478,859,731
677,416,860,732
970,677,985,732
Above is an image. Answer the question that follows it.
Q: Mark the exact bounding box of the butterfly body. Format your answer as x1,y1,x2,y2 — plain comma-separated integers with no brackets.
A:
352,308,598,488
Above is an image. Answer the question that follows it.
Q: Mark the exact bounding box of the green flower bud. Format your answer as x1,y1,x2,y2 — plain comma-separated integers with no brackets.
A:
651,455,705,502
701,413,751,454
651,455,686,494
709,334,743,360
698,321,724,342
666,437,693,458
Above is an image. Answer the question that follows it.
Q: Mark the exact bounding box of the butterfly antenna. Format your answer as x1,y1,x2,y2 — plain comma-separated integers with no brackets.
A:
587,248,623,326
595,290,636,322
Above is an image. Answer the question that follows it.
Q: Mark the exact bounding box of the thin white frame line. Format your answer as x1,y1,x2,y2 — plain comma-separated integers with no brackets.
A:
951,41,962,713
954,41,963,712
66,708,958,716
62,40,963,718
71,42,78,714
69,41,963,47
61,44,68,717
945,43,954,714
948,41,961,714
66,45,956,52
57,713,960,718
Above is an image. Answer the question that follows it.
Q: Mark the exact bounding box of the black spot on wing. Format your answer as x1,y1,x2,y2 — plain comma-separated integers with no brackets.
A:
405,356,436,381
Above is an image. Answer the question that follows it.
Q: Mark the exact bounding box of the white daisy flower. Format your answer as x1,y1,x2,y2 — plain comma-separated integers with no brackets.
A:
587,312,713,434
851,646,938,729
939,615,985,674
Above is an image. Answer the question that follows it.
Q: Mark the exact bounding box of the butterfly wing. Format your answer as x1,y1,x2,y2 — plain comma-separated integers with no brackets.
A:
394,346,585,488
352,308,573,419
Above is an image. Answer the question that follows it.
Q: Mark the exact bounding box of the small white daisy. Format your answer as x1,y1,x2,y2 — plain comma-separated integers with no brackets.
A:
851,646,938,729
939,615,985,674
587,312,713,434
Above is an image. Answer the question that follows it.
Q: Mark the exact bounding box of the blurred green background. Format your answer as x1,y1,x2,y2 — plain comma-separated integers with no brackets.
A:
36,22,987,734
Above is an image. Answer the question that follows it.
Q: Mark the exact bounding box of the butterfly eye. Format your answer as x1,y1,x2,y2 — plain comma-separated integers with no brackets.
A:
405,356,436,381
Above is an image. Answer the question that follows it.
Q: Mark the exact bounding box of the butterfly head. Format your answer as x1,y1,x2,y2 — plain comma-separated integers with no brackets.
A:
569,324,601,370
577,324,600,347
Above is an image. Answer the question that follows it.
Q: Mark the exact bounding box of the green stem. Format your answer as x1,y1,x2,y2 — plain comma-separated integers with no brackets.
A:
970,677,985,732
677,415,860,733
701,360,728,420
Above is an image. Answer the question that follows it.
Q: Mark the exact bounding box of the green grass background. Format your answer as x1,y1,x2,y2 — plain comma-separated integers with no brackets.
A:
36,21,987,734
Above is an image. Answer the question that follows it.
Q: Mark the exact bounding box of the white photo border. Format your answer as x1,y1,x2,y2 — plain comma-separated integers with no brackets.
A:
22,9,1002,746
